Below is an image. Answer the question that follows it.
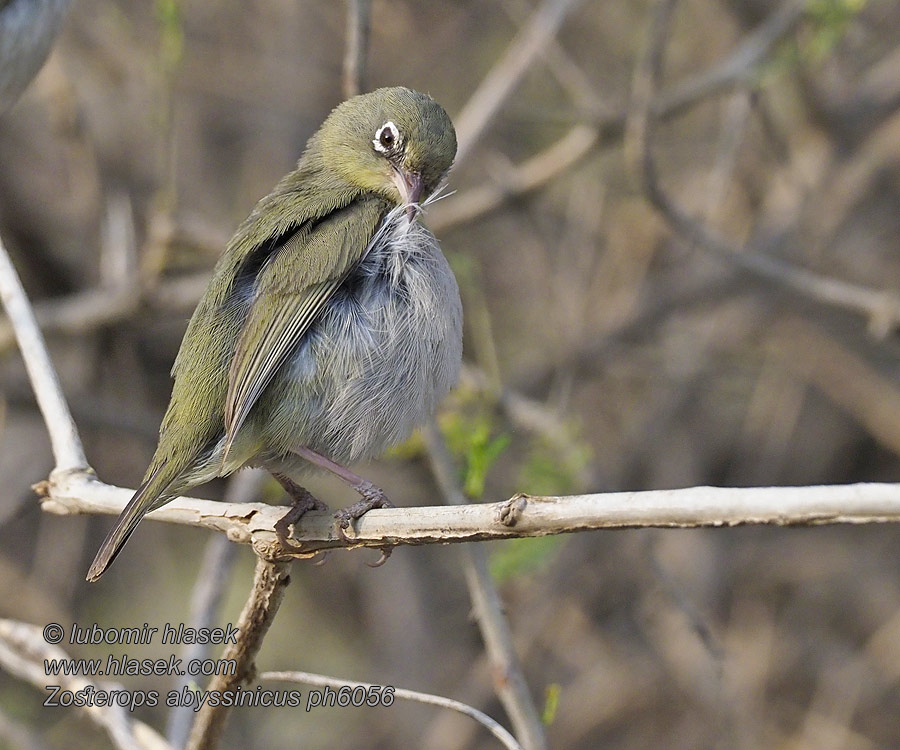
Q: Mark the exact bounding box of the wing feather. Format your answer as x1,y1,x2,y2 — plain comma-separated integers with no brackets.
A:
222,198,386,456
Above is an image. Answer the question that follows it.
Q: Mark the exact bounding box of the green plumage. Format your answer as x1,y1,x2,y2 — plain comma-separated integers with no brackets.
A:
87,87,460,581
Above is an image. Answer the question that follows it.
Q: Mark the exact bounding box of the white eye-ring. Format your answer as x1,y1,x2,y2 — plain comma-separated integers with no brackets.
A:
373,121,401,154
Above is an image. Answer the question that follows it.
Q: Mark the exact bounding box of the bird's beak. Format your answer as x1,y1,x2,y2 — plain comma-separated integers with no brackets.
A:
392,169,424,221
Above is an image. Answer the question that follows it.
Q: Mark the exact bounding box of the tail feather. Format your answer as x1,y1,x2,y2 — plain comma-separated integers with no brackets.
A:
86,464,176,582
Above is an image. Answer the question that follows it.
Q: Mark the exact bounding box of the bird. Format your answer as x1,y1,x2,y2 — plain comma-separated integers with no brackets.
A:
86,86,462,581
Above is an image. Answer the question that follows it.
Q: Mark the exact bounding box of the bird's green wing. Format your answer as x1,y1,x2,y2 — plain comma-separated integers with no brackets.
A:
223,197,386,455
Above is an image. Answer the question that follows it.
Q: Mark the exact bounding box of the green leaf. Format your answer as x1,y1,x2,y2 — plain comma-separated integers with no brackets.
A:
542,683,562,726
440,408,510,500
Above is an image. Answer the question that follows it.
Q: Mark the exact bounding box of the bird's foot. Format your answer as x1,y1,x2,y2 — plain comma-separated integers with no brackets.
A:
272,473,328,554
333,481,393,544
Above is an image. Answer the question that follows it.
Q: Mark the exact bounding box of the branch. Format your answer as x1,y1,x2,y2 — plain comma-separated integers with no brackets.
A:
166,472,261,749
430,124,598,232
626,0,900,337
0,1,816,355
431,0,806,232
0,232,87,473
499,0,610,118
186,559,291,750
453,0,585,167
262,670,522,750
342,0,370,99
424,422,547,750
38,470,900,558
650,0,805,120
0,619,169,750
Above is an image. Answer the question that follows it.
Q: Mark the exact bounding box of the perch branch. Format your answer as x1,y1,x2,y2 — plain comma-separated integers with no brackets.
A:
262,670,522,750
186,558,291,750
38,470,900,562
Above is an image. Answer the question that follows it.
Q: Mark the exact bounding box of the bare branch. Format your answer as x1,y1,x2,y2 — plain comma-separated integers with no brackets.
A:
430,124,598,232
166,472,262,749
0,619,170,750
627,0,900,337
0,232,87,473
186,558,291,750
342,0,370,99
0,270,213,354
38,471,900,558
424,422,548,750
498,0,609,118
651,0,806,120
0,3,818,360
262,670,523,750
453,0,584,167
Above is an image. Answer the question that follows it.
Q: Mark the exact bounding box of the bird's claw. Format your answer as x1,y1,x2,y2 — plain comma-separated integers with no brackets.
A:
366,546,393,568
272,475,328,555
333,483,393,546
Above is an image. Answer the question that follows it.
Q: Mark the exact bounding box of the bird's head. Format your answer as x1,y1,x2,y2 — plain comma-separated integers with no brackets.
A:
317,87,457,217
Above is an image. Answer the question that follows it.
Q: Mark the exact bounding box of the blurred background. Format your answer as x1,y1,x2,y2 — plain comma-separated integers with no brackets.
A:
2,0,900,747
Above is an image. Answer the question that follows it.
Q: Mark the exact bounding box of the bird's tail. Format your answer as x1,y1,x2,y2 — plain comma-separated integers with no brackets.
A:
86,463,178,582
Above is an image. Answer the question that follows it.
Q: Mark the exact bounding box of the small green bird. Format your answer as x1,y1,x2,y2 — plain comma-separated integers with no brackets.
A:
87,87,462,581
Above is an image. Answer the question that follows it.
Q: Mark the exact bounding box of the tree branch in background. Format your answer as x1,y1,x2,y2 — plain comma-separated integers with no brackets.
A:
262,670,523,750
453,0,584,167
0,619,169,750
626,0,900,337
166,471,265,749
342,0,370,99
650,0,805,120
424,422,548,750
186,559,292,750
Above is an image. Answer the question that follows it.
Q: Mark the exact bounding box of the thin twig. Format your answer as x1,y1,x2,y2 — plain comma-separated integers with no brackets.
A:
498,0,609,118
166,472,262,748
626,0,900,337
453,0,584,167
262,670,523,750
186,558,292,750
0,619,170,750
0,232,87,473
424,422,548,750
342,0,370,99
650,0,806,120
0,270,212,354
431,124,598,231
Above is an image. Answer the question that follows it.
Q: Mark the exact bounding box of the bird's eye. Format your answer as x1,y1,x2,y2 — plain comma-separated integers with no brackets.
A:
373,121,401,154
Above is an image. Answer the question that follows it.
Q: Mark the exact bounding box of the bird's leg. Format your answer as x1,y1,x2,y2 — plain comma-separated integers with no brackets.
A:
291,447,395,550
270,472,328,554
